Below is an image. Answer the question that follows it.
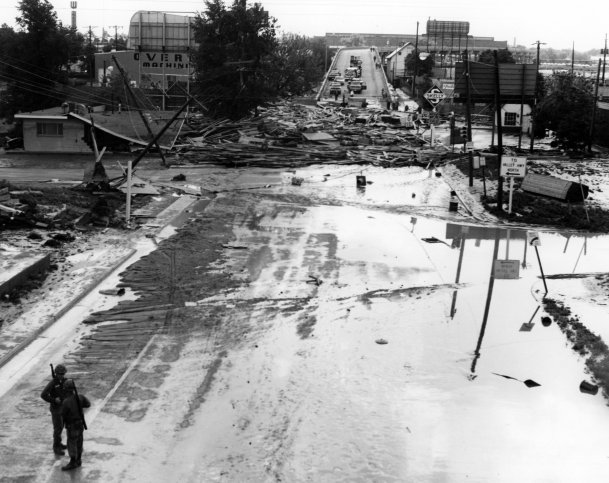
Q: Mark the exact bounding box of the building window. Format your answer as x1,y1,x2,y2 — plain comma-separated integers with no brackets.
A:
36,122,64,136
504,112,517,126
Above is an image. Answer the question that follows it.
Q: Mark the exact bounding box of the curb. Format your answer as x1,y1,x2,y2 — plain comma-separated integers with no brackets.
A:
0,248,137,370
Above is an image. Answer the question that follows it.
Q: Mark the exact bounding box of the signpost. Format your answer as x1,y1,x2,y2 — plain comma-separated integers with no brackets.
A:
500,156,527,214
424,86,446,107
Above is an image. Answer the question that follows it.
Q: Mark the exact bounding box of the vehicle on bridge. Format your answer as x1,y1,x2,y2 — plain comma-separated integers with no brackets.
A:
348,78,366,90
344,67,360,80
348,80,364,94
328,69,340,80
329,82,342,96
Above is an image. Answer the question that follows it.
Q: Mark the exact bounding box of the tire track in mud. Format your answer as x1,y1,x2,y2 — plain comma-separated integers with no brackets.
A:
61,196,245,421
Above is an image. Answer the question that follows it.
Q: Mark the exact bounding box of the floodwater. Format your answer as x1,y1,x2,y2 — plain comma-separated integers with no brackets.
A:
3,162,609,481
107,177,609,482
212,201,609,482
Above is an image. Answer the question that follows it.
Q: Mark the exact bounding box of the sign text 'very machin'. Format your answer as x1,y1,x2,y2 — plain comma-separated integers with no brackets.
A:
133,52,190,71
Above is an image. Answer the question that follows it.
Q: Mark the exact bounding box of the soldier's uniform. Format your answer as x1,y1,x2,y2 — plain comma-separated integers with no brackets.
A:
60,379,91,471
40,364,68,454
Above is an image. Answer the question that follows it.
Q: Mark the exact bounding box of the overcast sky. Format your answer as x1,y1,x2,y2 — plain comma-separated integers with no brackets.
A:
0,0,606,52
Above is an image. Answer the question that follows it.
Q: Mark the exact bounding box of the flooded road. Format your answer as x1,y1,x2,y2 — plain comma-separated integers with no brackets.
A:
2,162,609,481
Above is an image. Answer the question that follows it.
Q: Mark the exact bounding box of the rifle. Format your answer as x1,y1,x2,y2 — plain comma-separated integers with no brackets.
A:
50,363,56,379
72,381,88,431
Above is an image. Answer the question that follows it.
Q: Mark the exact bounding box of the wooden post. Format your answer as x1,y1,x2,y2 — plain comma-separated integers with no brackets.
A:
126,160,132,227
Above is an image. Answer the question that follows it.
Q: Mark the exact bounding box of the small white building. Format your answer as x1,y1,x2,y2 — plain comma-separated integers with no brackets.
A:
385,43,414,84
498,103,532,134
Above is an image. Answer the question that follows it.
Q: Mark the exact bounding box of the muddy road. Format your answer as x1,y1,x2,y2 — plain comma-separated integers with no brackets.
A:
2,162,609,482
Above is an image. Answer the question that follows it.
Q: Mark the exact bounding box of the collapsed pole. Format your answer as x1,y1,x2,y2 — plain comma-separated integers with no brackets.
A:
130,99,190,170
112,55,168,167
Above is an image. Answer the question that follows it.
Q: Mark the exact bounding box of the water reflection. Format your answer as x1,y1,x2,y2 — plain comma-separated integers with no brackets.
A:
440,223,597,376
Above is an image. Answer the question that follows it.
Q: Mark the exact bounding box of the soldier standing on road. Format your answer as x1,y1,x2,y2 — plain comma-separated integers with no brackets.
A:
60,379,91,471
40,364,68,455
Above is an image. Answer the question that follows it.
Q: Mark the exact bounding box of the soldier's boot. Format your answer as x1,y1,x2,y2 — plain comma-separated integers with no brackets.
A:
53,446,65,455
60,443,68,450
76,459,82,467
61,459,78,471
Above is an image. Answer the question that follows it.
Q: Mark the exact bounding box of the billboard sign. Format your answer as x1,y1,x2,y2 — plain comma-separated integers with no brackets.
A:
453,63,537,103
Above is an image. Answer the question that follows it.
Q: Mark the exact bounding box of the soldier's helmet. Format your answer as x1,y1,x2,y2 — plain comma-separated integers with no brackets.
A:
55,364,67,375
63,379,75,391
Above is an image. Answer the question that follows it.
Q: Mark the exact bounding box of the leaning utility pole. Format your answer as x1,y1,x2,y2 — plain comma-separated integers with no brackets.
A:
112,56,168,167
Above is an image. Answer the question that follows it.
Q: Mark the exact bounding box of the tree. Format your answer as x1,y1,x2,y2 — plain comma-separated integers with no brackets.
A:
403,49,435,107
404,49,434,77
269,34,325,97
0,0,81,119
192,0,278,119
478,49,515,64
533,72,594,152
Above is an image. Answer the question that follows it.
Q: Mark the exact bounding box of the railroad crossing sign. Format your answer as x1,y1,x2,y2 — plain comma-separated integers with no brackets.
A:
424,86,446,106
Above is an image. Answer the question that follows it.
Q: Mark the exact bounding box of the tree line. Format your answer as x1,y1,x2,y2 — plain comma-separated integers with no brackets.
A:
0,0,326,122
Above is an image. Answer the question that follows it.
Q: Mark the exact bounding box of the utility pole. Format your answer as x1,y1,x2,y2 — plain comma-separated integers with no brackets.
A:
413,21,419,100
602,34,607,85
530,40,546,152
464,50,473,186
571,41,575,74
588,58,602,153
494,50,504,211
88,26,95,86
109,25,119,49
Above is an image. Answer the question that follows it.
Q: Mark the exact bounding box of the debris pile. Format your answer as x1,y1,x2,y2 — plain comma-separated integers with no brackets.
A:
175,101,459,168
0,180,152,231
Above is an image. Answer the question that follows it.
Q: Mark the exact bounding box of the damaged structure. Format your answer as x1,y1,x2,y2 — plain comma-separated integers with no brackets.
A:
14,102,186,154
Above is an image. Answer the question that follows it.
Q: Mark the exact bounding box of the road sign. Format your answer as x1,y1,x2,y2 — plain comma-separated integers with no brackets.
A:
493,259,520,279
424,86,446,106
473,155,486,168
500,156,527,177
527,231,541,246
